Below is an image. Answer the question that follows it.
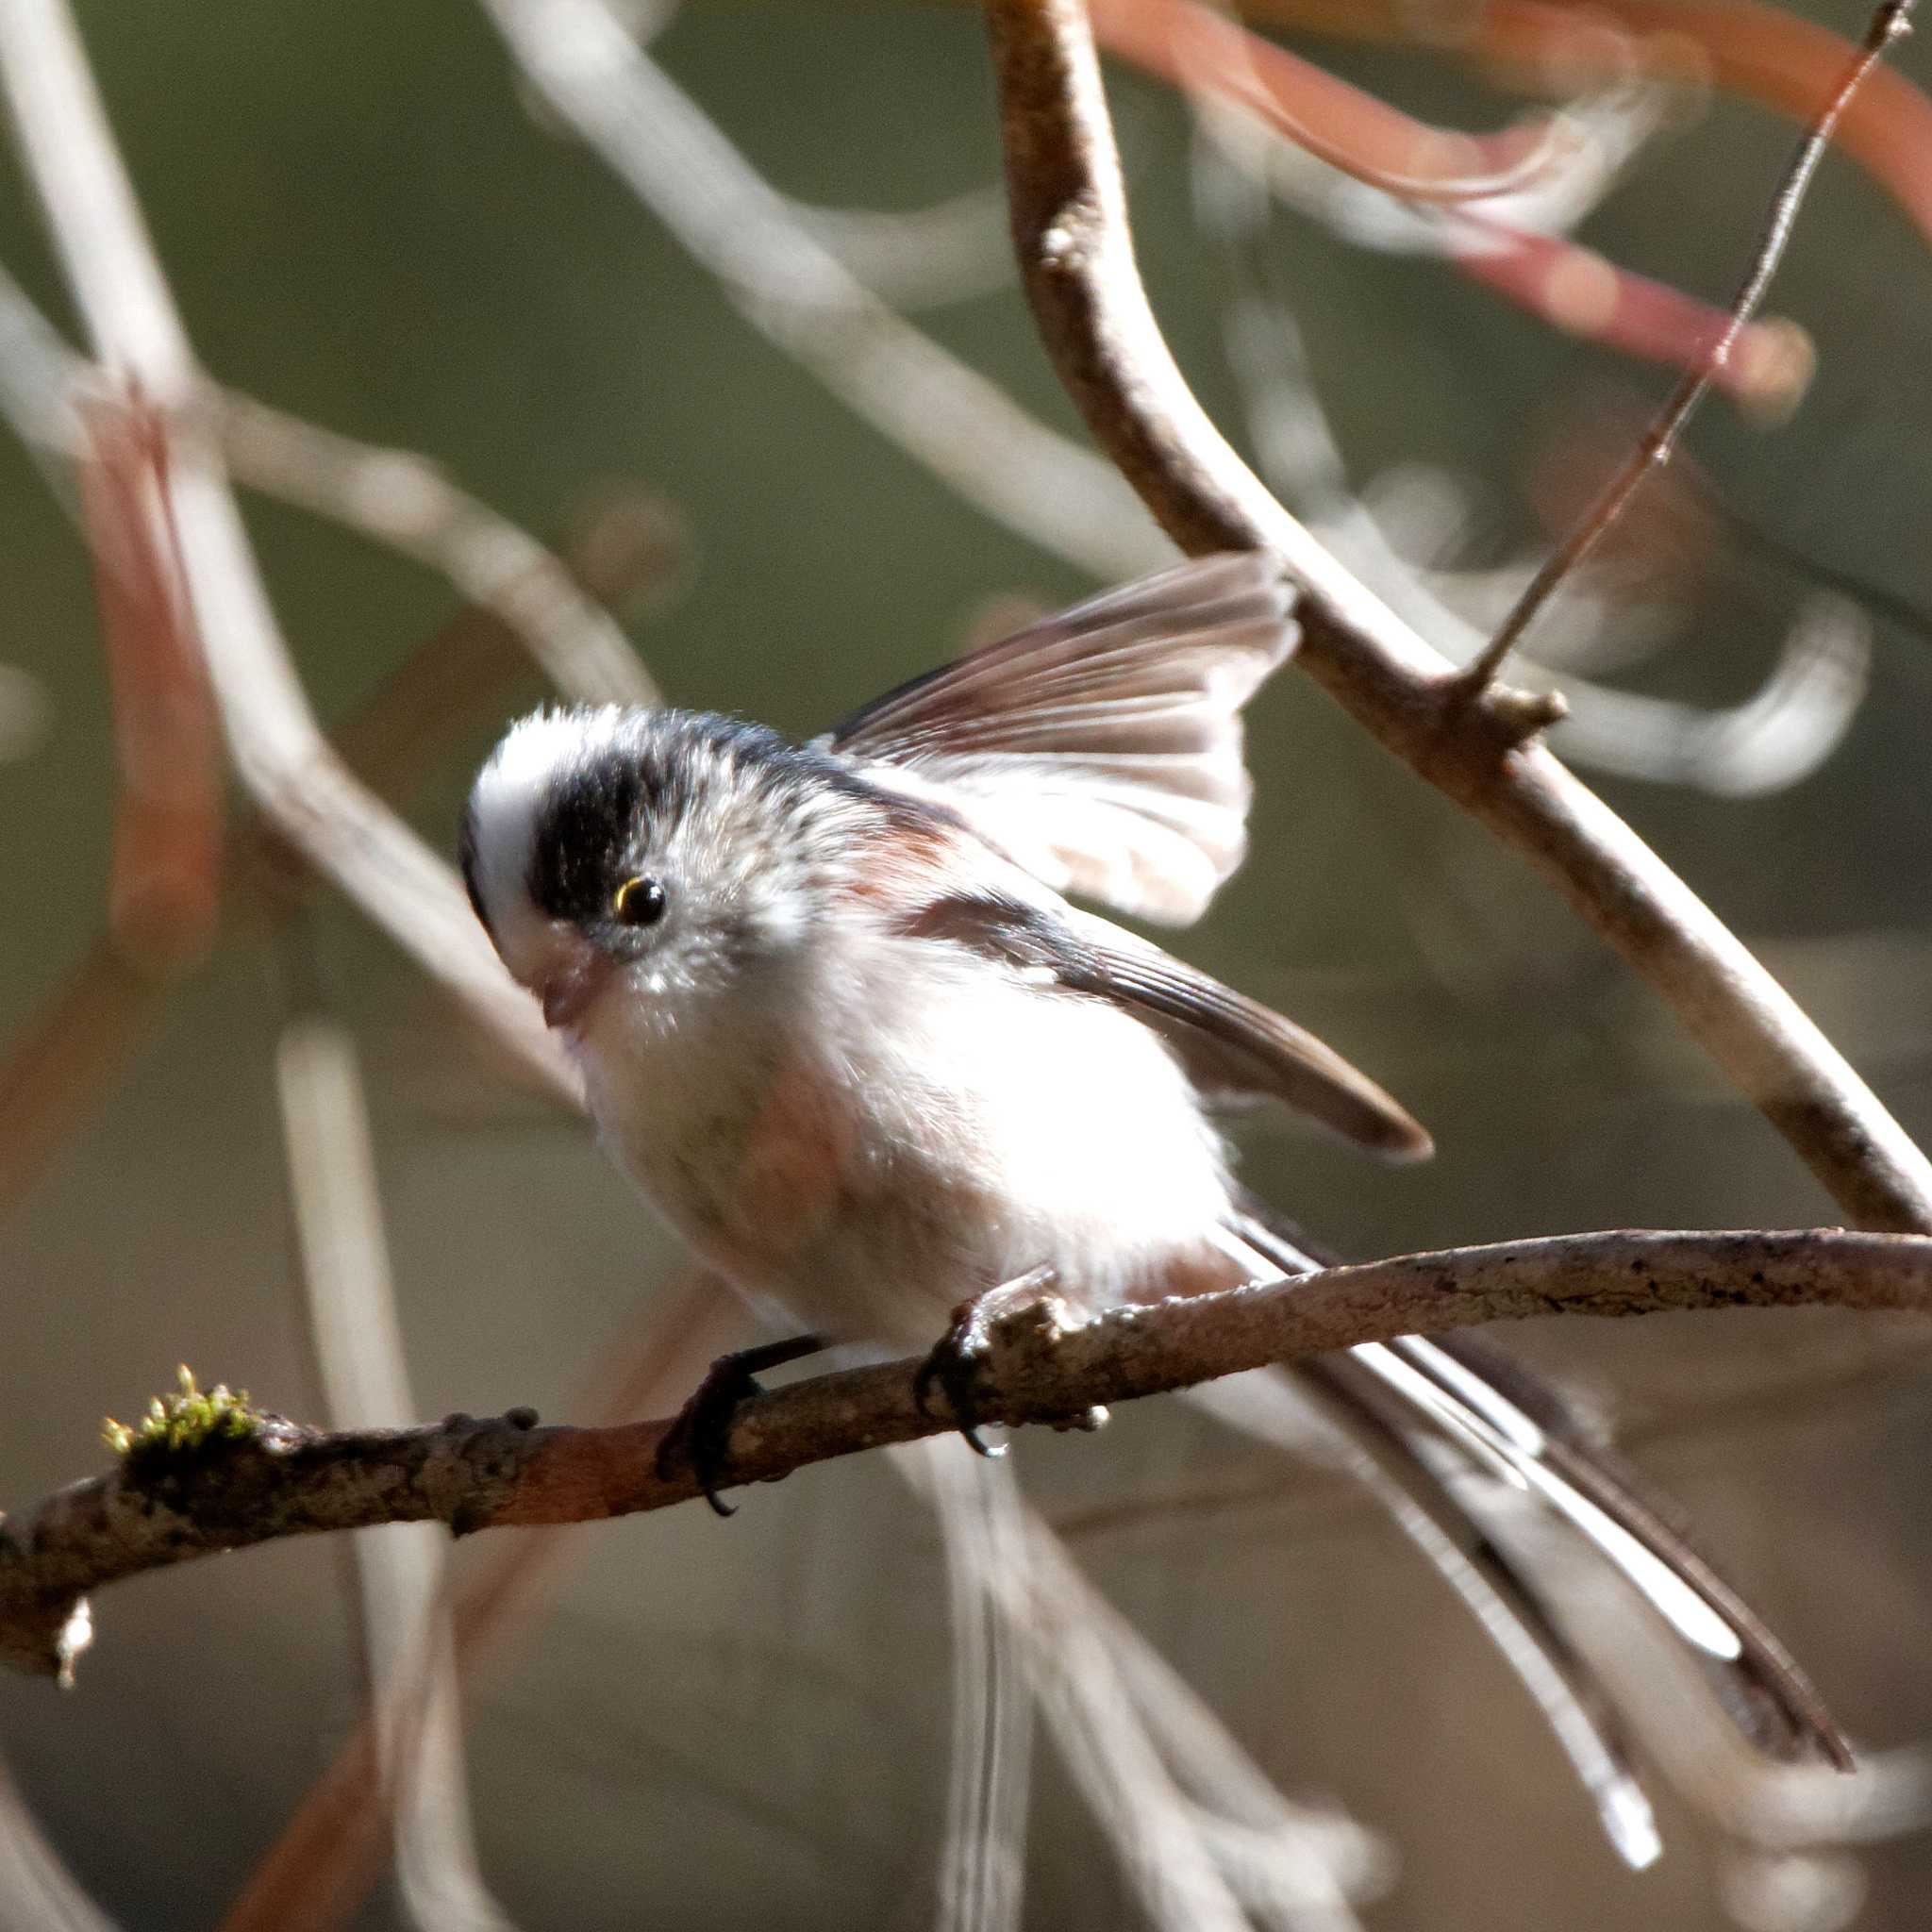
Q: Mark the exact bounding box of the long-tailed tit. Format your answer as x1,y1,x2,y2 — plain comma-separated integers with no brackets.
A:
461,553,1847,1816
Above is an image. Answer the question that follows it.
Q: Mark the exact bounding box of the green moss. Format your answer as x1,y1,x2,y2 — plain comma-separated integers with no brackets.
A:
103,1366,262,1459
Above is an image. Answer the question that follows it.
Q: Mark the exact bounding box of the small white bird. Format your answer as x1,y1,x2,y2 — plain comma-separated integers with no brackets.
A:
463,556,1420,1348
461,553,1845,1828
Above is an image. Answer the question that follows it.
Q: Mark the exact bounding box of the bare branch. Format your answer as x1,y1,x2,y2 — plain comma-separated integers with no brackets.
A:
1463,0,1916,690
0,938,175,1218
76,398,225,974
0,0,575,1109
4,1227,1931,1680
1234,0,1932,300
210,390,656,710
0,489,675,1215
216,1274,737,1932
982,0,1932,1234
275,1013,517,1932
1199,140,1865,797
479,0,1170,583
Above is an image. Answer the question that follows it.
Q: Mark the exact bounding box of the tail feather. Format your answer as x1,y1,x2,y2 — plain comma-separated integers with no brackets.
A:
1383,1330,1850,1769
1223,1203,1851,1790
1188,1360,1664,1867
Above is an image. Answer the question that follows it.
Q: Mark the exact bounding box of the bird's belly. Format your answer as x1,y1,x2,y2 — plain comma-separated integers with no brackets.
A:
579,970,1241,1351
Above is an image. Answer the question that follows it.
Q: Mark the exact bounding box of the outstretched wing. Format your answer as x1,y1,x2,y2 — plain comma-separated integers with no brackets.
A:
898,884,1431,1160
822,553,1295,926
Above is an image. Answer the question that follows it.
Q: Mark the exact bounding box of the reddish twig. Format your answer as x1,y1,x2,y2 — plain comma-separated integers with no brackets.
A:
1239,0,1932,253
1461,0,1916,691
77,394,224,974
985,0,1932,1232
0,936,176,1219
0,489,678,1217
1119,0,1816,401
1451,223,1813,410
1095,0,1579,203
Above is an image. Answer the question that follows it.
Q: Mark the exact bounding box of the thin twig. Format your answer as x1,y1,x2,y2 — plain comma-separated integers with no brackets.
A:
275,1013,517,1932
215,1274,738,1932
1199,131,1865,796
1461,0,1916,691
77,396,225,974
983,0,1932,1234
5,1227,1932,1680
211,391,657,709
478,0,1171,584
1241,0,1932,258
0,0,575,1107
0,490,675,1218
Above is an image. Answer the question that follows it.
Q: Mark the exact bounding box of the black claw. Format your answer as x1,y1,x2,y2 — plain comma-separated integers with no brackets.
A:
658,1334,824,1514
915,1334,1006,1457
916,1268,1058,1455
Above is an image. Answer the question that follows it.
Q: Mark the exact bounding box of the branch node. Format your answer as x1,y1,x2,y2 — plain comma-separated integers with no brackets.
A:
1485,681,1571,745
1436,669,1569,753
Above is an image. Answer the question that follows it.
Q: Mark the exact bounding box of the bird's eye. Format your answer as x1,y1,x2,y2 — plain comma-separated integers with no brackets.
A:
611,874,667,927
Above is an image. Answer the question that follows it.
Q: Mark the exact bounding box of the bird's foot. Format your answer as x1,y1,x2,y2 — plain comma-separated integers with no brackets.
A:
914,1266,1059,1457
657,1333,824,1516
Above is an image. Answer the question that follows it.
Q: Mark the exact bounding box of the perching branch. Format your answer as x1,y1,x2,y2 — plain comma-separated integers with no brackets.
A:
5,1227,1931,1681
983,0,1932,1236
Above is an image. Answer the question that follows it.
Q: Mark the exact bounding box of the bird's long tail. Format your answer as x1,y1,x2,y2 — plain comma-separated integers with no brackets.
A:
1206,1199,1849,1865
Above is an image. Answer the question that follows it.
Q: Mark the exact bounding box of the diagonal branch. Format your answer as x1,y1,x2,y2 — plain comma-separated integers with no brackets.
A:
0,0,576,1110
983,0,1932,1235
3,1226,1930,1681
1462,0,1915,691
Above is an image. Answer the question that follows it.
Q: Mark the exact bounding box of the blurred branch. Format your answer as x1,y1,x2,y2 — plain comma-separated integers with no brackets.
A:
1463,0,1916,691
77,396,225,974
6,1227,1932,1679
901,1444,1036,1932
478,0,1171,582
0,486,674,1219
1096,0,1598,205
291,489,679,805
0,228,681,1213
983,0,1932,1235
0,1754,120,1932
1549,593,1871,795
1193,63,1815,409
209,391,656,709
792,184,1017,308
1245,0,1932,254
0,262,669,716
1197,136,1866,797
953,1459,1391,1928
0,936,177,1216
275,1011,518,1932
0,0,573,1102
216,1273,738,1932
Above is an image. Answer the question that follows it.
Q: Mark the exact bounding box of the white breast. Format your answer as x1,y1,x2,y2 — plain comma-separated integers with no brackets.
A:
570,937,1241,1350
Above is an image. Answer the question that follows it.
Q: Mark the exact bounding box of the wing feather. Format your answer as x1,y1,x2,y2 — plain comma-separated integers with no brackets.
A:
823,553,1296,924
897,886,1431,1160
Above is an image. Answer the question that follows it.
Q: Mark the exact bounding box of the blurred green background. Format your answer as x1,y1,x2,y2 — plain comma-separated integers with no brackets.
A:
2,1,1931,1926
